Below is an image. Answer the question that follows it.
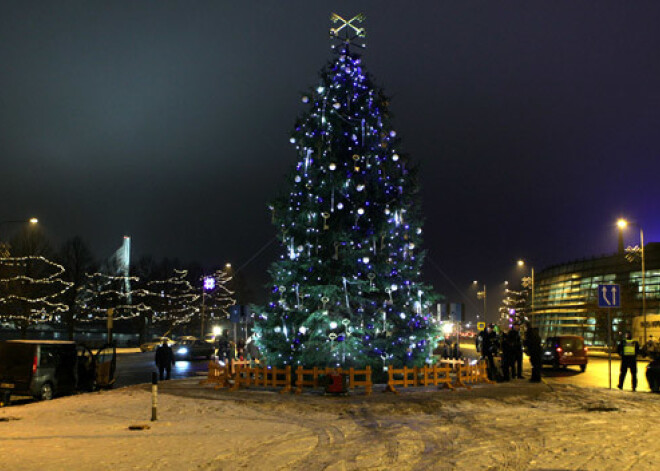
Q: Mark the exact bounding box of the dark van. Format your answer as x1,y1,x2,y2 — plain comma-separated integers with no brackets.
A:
0,340,116,403
0,340,77,401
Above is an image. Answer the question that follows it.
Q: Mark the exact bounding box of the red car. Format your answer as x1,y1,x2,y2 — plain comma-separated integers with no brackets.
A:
542,335,588,372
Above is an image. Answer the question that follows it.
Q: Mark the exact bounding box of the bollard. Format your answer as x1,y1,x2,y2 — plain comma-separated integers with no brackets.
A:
151,372,158,421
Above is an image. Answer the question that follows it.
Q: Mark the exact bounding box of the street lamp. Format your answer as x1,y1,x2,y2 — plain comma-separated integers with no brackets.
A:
473,281,487,324
0,217,39,256
618,218,647,345
517,259,535,321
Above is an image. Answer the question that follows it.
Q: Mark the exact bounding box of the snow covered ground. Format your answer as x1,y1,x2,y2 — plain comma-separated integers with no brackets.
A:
1,378,658,470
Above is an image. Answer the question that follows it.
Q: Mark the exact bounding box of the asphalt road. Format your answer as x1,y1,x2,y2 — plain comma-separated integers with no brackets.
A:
115,351,210,388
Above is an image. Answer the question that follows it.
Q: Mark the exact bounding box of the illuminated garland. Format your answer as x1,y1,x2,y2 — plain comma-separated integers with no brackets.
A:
0,255,73,325
253,16,440,369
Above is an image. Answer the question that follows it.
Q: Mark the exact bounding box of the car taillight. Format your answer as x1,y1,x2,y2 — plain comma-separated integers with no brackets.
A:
556,347,563,354
32,355,38,374
584,346,588,352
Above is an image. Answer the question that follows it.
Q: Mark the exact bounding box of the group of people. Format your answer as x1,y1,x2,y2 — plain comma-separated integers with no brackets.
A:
477,322,543,383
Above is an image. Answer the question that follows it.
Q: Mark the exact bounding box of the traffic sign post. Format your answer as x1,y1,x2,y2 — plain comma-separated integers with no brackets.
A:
598,284,620,390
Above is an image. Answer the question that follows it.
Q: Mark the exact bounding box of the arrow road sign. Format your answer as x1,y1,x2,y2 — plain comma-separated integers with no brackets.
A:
598,284,620,308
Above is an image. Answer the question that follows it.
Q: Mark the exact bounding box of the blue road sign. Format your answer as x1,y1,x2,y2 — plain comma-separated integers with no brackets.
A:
598,284,620,308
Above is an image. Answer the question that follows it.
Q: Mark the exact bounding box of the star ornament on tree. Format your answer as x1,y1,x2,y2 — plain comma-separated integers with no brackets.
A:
329,13,366,48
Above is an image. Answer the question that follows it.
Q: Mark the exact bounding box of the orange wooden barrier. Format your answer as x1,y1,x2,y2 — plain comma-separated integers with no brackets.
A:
294,366,373,395
230,364,292,394
295,366,321,394
455,360,495,389
200,361,230,389
385,364,453,394
348,366,373,396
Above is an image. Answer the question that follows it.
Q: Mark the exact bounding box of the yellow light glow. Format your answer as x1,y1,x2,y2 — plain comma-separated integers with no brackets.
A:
617,218,628,229
212,326,222,336
442,323,454,335
29,218,38,224
517,259,525,267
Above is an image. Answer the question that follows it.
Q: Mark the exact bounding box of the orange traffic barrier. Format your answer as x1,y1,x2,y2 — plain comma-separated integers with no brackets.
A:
385,364,453,394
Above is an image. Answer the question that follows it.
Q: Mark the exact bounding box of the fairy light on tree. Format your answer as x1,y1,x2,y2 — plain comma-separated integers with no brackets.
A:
146,269,200,332
0,255,73,337
253,13,440,368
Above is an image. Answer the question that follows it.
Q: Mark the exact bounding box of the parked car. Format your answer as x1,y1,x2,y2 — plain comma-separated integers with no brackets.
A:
173,339,214,361
140,337,172,352
0,340,116,403
646,355,660,392
542,335,588,372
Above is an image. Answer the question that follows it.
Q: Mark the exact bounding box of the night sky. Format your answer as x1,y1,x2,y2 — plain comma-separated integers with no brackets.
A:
2,2,659,319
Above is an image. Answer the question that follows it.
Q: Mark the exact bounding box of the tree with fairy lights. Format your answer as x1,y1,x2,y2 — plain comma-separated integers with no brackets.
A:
0,255,73,337
0,226,72,337
253,14,441,369
146,269,200,331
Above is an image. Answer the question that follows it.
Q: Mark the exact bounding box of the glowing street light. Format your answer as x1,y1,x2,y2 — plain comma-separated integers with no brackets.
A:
517,259,535,321
473,281,487,324
618,218,647,344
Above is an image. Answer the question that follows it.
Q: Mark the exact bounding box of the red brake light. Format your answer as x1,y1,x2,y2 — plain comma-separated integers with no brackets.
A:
32,355,38,374
556,347,563,354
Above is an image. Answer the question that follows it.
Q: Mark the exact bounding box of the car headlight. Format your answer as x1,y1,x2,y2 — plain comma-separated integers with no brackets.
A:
177,347,188,355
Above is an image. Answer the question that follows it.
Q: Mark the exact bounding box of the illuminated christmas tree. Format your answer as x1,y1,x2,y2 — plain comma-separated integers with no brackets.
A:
253,14,440,368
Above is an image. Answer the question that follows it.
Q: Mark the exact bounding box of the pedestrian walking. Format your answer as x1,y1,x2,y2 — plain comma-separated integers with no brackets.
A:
155,339,175,381
618,332,640,391
524,326,543,383
508,323,524,379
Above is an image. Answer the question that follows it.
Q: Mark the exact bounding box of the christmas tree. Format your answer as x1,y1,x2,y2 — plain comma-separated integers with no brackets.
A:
253,14,440,368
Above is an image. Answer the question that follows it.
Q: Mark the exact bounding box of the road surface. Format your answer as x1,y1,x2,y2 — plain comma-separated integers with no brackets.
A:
115,351,209,388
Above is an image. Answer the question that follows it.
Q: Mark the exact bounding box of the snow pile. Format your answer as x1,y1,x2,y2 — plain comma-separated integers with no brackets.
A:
1,380,658,470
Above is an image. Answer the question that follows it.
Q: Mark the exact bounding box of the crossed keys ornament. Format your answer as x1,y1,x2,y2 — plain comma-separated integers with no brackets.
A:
329,13,366,48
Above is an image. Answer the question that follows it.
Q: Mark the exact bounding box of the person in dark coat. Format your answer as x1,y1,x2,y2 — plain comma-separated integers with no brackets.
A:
478,324,499,380
507,323,524,379
524,326,543,382
155,339,175,380
617,332,640,391
499,331,511,381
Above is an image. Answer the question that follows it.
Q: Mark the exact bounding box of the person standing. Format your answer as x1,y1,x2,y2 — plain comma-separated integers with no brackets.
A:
478,324,498,381
508,323,524,379
500,331,512,382
155,339,175,381
524,326,543,383
618,332,640,391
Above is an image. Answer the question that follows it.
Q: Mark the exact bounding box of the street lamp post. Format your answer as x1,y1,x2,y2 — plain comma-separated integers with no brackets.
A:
618,219,647,345
518,260,535,322
473,281,487,324
0,218,39,254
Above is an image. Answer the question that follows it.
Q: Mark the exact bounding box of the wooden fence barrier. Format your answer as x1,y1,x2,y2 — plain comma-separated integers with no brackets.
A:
295,366,373,395
348,366,373,396
229,364,292,394
295,366,322,394
200,361,231,389
385,364,453,394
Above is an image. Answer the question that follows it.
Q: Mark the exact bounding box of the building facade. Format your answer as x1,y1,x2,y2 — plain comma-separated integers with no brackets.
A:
531,242,660,345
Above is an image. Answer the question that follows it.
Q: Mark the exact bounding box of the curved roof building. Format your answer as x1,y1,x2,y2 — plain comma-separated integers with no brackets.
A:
532,242,660,345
